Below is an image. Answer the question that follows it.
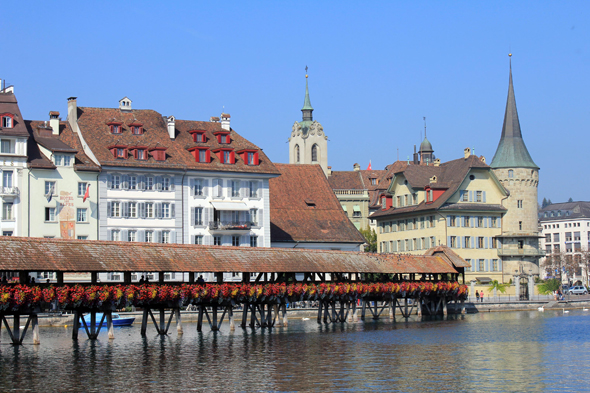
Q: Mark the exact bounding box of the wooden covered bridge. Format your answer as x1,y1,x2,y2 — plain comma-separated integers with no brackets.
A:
0,237,469,344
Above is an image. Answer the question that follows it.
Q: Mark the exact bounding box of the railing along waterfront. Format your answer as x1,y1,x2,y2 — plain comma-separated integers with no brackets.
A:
0,281,468,344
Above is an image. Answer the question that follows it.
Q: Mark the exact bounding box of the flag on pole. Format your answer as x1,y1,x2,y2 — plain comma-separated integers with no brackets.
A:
367,160,372,171
45,185,53,203
83,184,90,202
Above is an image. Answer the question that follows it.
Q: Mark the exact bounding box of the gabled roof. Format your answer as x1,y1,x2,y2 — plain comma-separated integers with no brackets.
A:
0,92,30,137
75,105,279,174
328,170,365,190
424,245,471,268
490,62,539,169
539,201,590,221
0,236,457,275
270,164,366,244
370,155,504,219
25,120,100,171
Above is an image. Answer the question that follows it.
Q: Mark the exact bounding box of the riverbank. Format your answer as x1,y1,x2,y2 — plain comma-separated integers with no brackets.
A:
14,298,590,327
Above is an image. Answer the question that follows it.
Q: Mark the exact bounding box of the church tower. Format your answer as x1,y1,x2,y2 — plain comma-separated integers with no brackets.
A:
289,71,328,175
490,55,542,280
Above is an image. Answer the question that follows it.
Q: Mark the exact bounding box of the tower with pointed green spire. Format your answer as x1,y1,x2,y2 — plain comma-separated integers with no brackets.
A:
289,70,329,175
491,55,542,281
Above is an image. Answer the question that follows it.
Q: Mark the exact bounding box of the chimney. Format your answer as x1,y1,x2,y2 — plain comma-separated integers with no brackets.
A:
413,144,419,165
49,111,60,135
166,116,176,140
480,155,486,163
353,163,360,171
464,147,471,159
433,158,441,167
67,97,78,131
220,113,230,130
210,116,220,123
430,175,438,183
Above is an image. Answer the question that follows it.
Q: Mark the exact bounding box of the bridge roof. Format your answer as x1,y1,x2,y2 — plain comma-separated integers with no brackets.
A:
0,237,457,275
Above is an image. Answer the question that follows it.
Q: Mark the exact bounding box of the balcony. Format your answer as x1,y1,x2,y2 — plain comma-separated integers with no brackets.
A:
0,187,19,197
497,248,546,257
209,221,252,231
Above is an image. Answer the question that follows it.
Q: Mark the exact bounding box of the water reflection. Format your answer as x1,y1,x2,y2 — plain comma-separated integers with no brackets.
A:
1,311,590,392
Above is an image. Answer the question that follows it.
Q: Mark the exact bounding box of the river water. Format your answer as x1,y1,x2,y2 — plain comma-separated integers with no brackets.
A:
1,310,589,392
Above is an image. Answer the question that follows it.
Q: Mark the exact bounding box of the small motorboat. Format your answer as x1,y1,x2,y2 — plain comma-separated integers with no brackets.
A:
81,313,135,327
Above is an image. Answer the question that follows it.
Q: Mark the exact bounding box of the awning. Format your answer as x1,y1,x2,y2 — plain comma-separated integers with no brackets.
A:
353,205,361,212
476,277,493,284
210,201,250,211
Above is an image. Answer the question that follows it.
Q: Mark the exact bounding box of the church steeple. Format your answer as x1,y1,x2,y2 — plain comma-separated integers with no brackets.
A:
490,55,538,169
301,69,313,122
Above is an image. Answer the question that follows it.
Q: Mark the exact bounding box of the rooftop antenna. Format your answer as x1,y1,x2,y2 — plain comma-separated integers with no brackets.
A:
423,116,427,139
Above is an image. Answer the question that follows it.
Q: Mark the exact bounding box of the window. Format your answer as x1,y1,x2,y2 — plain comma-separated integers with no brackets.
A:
420,217,425,229
465,236,471,248
0,139,12,154
250,209,258,226
232,235,240,247
478,237,484,248
131,126,142,135
194,207,203,226
146,202,154,218
77,236,88,240
198,149,207,163
194,235,203,245
412,193,418,205
129,202,137,218
76,208,87,222
195,132,204,142
478,260,485,271
128,231,136,242
213,179,223,198
508,170,514,178
461,191,469,202
554,244,560,252
162,231,170,244
78,182,87,197
2,171,12,189
430,236,436,246
45,181,56,195
161,203,171,218
429,216,434,228
476,191,482,202
231,180,240,197
45,207,56,222
64,155,71,166
137,149,146,160
382,197,386,209
223,151,231,164
250,236,258,247
405,195,409,206
478,217,483,227
565,232,572,241
55,155,63,166
397,196,402,207
370,178,376,185
2,116,12,128
129,176,137,190
146,177,154,190
311,144,318,162
519,221,522,230
116,148,125,158
553,233,560,242
111,230,120,241
545,233,551,242
518,240,524,249
145,231,153,243
248,181,258,198
2,203,13,220
450,216,456,227
214,235,222,246
492,238,498,248
112,175,120,190
491,217,497,228
450,236,457,248
247,152,255,165
517,200,523,208
295,145,300,163
111,125,121,134
194,179,204,196
112,202,121,217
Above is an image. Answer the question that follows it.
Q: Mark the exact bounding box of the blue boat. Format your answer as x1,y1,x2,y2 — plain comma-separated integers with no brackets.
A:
81,313,135,327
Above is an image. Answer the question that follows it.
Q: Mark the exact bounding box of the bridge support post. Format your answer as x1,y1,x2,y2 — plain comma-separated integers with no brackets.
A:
72,311,80,340
361,300,366,320
241,303,248,329
282,304,288,327
460,299,466,314
317,302,323,324
211,306,218,331
197,306,204,332
228,307,235,331
404,298,409,318
176,308,183,335
352,301,358,322
107,313,114,339
141,308,149,336
32,314,40,345
389,300,395,320
443,299,448,316
417,299,422,317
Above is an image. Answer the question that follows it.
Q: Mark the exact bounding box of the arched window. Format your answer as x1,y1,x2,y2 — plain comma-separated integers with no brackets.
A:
508,169,514,178
295,144,300,163
311,144,318,162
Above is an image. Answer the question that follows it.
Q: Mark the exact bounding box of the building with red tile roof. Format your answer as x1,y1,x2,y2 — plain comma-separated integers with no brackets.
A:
270,163,365,251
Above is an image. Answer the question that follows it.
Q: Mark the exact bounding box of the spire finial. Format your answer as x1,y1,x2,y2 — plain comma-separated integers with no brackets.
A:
301,67,313,120
423,116,427,138
305,65,308,78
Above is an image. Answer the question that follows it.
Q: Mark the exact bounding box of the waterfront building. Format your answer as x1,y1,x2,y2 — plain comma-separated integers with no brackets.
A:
538,201,590,284
489,57,543,278
0,85,29,237
288,73,329,176
370,150,508,283
269,163,365,251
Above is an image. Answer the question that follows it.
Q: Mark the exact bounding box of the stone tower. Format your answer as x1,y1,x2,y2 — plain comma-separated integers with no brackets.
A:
289,73,328,175
490,56,542,280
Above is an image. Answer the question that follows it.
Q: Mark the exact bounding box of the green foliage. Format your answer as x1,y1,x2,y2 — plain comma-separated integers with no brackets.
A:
568,197,574,203
487,280,509,293
359,227,377,253
542,197,548,208
537,278,561,295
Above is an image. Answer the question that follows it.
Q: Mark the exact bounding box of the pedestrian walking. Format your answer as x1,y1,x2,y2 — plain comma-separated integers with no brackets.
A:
475,290,480,302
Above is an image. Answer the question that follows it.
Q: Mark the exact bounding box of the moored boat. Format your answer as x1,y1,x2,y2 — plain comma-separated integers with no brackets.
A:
81,313,135,327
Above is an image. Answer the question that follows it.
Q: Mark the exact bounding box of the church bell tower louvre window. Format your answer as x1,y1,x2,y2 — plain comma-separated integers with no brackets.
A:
295,144,300,163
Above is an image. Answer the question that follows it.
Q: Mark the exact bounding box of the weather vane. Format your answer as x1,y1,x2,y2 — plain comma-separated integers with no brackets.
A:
305,65,308,78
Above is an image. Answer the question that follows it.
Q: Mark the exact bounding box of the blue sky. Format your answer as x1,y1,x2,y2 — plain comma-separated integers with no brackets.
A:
2,1,588,203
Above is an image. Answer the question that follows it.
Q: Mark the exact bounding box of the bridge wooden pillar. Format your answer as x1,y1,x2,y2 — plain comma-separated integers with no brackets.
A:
56,272,63,285
242,272,250,283
216,273,223,284
158,272,165,284
188,272,195,283
19,271,28,284
91,272,98,284
124,272,131,284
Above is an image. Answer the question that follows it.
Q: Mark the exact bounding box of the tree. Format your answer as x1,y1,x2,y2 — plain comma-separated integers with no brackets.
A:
542,197,549,208
487,280,509,296
359,227,377,253
568,197,574,203
537,278,561,294
542,251,580,283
